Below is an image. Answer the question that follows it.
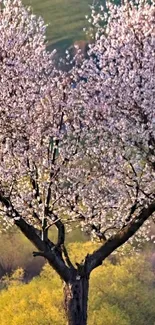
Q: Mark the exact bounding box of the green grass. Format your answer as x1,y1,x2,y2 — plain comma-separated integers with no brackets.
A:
23,0,102,52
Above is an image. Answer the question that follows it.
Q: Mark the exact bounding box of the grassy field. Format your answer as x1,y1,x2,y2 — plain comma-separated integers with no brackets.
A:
23,0,103,53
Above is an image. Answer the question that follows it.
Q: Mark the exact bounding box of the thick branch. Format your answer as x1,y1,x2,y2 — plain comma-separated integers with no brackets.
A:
86,201,155,274
0,192,71,282
47,210,65,246
15,217,70,282
62,245,75,270
14,217,47,251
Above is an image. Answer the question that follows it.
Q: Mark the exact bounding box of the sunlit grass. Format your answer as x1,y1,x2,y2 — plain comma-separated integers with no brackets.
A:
23,0,96,51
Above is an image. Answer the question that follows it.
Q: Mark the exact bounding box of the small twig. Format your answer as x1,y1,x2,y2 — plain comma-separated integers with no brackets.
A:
33,251,45,257
45,217,61,230
125,182,139,222
47,210,65,247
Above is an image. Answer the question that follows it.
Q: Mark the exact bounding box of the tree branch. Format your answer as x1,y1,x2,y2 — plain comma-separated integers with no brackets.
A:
0,191,71,282
47,210,65,246
62,245,75,270
15,217,71,282
86,201,155,274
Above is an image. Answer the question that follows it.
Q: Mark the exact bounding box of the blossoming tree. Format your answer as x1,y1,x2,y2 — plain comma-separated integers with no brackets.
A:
0,0,155,324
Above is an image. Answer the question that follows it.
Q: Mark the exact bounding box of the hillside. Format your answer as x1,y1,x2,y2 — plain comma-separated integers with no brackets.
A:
23,0,101,52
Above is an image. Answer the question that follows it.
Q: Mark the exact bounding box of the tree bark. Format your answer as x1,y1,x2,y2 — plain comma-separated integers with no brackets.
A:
64,276,89,325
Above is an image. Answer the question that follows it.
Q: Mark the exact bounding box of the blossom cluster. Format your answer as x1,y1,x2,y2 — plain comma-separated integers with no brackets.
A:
0,0,155,246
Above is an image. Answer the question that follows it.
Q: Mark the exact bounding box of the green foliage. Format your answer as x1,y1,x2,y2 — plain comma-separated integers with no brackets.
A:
0,266,65,325
0,268,24,290
0,242,155,324
67,241,100,265
89,256,155,325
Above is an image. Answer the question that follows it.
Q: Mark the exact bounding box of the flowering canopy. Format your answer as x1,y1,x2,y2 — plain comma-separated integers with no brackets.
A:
72,0,155,243
0,0,155,282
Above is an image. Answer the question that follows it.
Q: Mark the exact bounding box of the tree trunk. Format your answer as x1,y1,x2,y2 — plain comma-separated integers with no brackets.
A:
64,276,89,325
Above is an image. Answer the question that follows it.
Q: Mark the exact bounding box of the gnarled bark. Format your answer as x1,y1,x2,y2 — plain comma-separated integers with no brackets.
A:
64,276,89,325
